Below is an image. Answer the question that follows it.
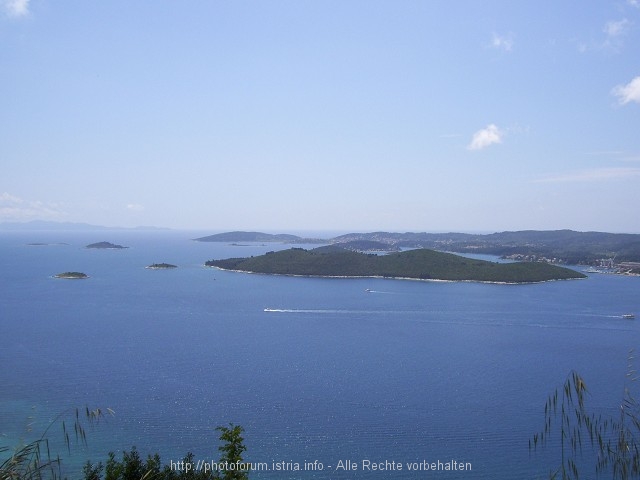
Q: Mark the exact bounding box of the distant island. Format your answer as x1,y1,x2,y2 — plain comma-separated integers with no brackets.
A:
197,230,640,270
53,271,88,279
86,241,128,249
205,246,586,283
27,242,69,246
146,263,177,269
194,231,325,244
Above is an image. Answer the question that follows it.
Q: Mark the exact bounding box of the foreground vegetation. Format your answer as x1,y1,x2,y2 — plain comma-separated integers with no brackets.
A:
5,372,640,480
532,360,640,479
81,425,248,480
1,419,248,480
0,407,113,480
206,246,586,283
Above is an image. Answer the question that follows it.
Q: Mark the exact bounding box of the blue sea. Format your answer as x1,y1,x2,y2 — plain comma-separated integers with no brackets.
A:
1,230,639,479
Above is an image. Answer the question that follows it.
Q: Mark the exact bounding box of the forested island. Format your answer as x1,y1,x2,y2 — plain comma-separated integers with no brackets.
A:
53,271,88,279
206,246,586,283
145,263,177,269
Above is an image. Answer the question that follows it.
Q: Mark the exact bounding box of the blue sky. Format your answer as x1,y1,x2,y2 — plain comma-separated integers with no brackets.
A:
1,1,639,233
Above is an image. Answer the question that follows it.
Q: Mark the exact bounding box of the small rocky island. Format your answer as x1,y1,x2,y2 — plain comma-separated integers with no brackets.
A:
54,271,88,279
206,246,586,283
86,241,128,249
146,263,177,269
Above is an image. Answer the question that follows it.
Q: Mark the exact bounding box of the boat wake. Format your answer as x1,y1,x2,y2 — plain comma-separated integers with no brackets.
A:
262,308,637,331
264,308,367,314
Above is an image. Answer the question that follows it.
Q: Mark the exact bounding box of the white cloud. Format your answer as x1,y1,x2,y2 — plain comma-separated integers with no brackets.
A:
535,167,640,183
126,203,145,212
0,192,65,220
612,76,640,105
467,124,503,151
600,18,631,52
628,0,639,8
576,42,589,54
577,18,632,53
2,0,30,17
0,192,24,204
604,19,631,37
491,32,514,52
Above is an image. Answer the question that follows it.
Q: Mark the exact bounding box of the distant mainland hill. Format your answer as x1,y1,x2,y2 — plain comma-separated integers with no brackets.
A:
206,246,586,283
195,229,640,266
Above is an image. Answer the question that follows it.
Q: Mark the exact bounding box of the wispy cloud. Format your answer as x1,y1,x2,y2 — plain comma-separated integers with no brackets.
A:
628,0,639,8
583,151,640,162
1,0,30,18
612,76,640,105
126,203,145,212
490,32,514,52
0,192,23,204
577,18,632,53
604,18,631,37
583,150,626,156
0,192,65,220
467,124,503,151
601,18,631,52
535,167,640,183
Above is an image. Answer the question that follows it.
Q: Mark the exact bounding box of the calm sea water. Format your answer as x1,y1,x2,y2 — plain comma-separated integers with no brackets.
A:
1,231,639,479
